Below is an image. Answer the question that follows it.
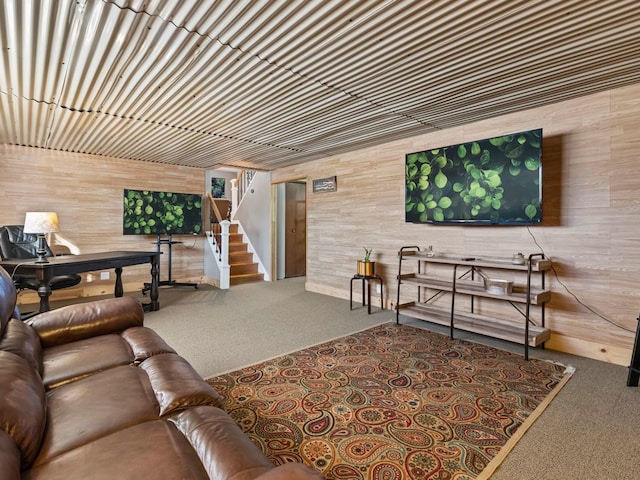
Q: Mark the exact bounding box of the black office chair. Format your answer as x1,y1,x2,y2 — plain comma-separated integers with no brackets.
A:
0,225,82,292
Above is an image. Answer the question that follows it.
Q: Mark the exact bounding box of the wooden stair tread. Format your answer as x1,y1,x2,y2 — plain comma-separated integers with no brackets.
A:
230,263,259,275
229,252,253,262
230,272,264,285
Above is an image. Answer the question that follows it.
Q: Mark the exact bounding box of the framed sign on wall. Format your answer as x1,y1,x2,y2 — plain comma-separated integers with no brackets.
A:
211,177,226,198
312,176,337,193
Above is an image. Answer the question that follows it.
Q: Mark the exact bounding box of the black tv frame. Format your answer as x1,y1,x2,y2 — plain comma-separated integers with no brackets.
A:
405,128,542,225
123,189,203,235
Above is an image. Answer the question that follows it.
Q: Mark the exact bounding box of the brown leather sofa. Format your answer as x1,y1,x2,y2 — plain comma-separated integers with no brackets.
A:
0,267,322,480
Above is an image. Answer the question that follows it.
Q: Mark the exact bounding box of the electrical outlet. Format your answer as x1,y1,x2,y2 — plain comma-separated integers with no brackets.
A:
376,284,381,294
100,271,110,280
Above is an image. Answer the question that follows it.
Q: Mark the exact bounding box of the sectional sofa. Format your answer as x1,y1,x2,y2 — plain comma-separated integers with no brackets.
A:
0,267,321,479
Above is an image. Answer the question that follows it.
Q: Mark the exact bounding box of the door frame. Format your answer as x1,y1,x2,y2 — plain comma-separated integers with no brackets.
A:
271,177,307,280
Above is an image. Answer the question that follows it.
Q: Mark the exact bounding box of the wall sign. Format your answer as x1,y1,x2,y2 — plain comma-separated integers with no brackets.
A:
312,176,337,193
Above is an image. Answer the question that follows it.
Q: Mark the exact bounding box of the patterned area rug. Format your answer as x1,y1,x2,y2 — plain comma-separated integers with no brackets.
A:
207,323,571,479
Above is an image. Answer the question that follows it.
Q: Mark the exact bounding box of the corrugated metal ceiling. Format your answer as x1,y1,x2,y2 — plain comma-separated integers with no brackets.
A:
1,0,639,170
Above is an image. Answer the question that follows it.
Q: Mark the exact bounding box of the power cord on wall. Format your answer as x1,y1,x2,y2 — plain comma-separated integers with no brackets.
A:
527,226,635,334
8,262,31,280
181,237,199,249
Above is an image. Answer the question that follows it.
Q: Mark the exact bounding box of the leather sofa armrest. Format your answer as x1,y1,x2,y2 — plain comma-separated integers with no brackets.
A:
170,406,324,480
27,297,144,348
0,430,21,480
256,463,324,480
255,463,325,480
140,353,221,416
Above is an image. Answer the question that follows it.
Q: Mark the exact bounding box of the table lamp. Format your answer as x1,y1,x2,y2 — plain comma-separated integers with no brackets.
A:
23,212,60,263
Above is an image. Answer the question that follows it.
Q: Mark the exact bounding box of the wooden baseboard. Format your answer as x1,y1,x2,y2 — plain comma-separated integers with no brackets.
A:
305,281,346,299
545,333,630,366
16,277,206,305
16,283,145,305
306,281,389,309
200,276,219,288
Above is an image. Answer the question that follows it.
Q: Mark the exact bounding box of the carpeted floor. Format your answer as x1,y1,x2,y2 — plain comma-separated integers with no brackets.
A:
207,323,571,480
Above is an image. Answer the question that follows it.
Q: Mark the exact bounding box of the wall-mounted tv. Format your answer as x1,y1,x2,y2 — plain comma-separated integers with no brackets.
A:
123,189,202,235
405,128,542,225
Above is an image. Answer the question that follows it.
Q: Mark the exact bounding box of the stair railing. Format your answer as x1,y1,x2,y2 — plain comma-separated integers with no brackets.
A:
207,192,230,289
230,168,256,219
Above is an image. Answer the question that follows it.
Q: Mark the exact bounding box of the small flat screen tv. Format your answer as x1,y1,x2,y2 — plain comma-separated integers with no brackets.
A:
405,128,542,225
123,189,202,235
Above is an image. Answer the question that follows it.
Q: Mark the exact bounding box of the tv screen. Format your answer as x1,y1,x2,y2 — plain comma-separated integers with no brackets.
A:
405,128,542,225
123,189,202,235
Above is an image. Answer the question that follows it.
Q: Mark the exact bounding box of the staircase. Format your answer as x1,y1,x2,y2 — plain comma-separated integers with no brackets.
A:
208,192,263,287
227,223,263,285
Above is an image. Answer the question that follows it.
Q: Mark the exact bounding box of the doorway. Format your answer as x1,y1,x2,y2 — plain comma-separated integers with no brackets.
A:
274,180,306,279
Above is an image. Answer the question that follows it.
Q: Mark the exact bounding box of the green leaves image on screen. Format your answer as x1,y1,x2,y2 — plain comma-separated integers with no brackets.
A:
405,128,542,224
123,189,202,235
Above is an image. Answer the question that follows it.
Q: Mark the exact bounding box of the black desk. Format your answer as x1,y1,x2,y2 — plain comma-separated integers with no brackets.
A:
0,251,161,313
350,274,384,314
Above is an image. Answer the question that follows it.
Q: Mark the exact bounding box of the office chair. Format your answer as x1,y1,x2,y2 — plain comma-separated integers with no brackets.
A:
0,225,82,292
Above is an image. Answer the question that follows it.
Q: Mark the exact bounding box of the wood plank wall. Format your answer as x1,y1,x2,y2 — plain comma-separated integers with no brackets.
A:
0,146,206,303
272,83,640,366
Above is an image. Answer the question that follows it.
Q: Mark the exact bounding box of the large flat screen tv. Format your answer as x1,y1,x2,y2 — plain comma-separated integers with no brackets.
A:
123,189,202,235
405,128,542,225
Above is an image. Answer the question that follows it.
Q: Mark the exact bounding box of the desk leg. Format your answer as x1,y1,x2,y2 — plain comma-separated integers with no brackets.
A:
367,280,372,314
114,267,124,297
149,256,160,311
37,284,52,313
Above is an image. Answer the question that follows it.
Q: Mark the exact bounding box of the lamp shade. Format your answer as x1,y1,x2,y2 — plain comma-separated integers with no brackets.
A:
24,212,60,234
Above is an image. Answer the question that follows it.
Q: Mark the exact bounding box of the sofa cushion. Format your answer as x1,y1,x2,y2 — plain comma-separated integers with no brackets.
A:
139,353,221,416
24,420,211,480
41,326,177,390
0,318,43,374
34,365,159,465
0,426,21,480
28,296,144,348
0,351,46,469
41,334,135,389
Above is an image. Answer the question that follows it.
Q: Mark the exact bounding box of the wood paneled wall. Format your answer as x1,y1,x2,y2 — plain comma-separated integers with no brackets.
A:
272,83,640,366
2,84,638,365
0,146,206,303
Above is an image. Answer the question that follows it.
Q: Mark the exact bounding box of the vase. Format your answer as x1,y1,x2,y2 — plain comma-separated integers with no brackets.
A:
357,260,375,276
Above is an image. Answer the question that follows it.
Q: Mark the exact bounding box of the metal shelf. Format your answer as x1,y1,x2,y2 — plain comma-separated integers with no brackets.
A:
397,303,550,347
396,246,551,359
400,274,551,305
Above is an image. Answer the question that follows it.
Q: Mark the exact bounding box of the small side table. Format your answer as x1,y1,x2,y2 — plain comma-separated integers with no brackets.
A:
350,274,383,314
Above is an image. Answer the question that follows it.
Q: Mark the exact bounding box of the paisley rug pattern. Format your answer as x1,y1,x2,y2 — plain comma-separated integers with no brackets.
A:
207,323,570,479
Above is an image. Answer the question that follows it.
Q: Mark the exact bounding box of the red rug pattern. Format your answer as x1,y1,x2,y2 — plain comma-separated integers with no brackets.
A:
207,323,568,479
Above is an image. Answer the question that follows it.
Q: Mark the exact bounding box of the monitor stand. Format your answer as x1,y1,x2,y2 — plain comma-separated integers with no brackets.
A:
627,314,640,386
142,233,198,295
